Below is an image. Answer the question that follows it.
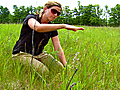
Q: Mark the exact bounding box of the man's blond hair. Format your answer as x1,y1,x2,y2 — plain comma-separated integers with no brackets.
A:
44,1,62,8
37,1,62,18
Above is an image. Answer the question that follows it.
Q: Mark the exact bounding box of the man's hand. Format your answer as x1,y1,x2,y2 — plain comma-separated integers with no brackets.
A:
64,24,84,31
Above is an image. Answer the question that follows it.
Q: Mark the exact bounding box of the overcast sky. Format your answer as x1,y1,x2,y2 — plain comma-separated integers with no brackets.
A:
1,0,120,13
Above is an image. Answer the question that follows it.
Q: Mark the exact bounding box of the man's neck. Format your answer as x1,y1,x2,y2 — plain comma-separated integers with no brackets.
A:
40,14,49,24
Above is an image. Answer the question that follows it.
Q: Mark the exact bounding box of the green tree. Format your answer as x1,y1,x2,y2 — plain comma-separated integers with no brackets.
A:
105,5,108,26
62,6,73,24
19,6,29,22
13,5,21,23
103,5,111,26
1,2,120,26
72,1,84,25
108,4,120,27
0,5,10,23
80,4,103,26
93,4,103,26
13,5,36,23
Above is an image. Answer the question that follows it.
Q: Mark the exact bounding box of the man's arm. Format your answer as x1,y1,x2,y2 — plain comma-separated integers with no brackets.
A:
28,18,84,33
51,35,66,66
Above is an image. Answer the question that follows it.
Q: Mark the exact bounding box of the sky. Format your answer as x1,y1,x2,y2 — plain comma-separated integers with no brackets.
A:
1,0,120,13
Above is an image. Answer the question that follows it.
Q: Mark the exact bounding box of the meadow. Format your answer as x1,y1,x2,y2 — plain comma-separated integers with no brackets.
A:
0,24,120,90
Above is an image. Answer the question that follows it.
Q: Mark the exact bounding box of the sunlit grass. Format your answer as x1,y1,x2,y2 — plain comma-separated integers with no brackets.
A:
0,24,120,89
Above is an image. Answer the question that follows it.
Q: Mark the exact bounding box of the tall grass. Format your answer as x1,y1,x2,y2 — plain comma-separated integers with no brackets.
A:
0,24,120,90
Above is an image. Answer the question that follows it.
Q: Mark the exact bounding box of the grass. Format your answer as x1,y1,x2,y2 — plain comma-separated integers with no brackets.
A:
0,24,120,90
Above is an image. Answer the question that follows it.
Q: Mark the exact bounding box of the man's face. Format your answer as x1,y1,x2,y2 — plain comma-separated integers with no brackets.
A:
45,6,61,21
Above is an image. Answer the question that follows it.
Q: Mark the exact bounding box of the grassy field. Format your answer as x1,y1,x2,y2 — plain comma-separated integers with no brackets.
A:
0,24,120,90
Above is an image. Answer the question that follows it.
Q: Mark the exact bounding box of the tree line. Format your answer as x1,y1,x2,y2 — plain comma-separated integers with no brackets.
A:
0,1,120,27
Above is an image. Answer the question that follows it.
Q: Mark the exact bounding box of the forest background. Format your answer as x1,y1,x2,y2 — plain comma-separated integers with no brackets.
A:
0,1,120,27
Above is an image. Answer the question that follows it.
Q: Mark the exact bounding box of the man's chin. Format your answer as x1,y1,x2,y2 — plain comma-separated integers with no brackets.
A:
49,18,55,21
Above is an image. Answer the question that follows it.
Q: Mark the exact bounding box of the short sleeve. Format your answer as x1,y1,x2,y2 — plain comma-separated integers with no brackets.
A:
23,14,38,26
50,30,58,37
